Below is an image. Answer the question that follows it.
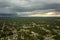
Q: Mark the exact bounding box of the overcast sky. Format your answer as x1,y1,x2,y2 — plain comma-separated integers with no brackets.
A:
0,0,60,17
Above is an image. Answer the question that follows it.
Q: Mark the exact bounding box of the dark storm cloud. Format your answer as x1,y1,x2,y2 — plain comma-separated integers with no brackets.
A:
42,3,60,11
13,3,60,12
0,0,60,17
0,1,16,13
0,0,60,12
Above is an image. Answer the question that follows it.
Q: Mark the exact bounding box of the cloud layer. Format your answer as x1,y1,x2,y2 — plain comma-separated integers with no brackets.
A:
0,0,60,17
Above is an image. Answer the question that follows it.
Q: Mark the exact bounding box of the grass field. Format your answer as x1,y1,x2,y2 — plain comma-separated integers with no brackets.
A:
0,17,60,40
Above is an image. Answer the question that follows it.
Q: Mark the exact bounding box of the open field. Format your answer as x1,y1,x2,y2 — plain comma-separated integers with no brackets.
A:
0,17,60,40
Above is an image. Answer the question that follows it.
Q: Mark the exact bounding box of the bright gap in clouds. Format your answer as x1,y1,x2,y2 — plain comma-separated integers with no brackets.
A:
28,12,60,17
16,12,60,17
46,12,55,15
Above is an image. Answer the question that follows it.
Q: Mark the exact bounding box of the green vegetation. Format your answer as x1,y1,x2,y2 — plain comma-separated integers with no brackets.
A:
0,17,60,40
